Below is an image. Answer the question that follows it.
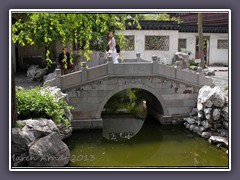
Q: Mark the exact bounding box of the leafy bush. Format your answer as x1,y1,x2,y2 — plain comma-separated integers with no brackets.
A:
16,87,73,127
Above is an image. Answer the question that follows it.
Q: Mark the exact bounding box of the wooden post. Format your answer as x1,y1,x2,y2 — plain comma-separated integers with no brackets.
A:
198,13,204,68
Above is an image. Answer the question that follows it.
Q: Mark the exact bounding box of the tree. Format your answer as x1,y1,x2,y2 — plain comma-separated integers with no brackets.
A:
198,13,204,68
11,13,140,126
12,13,138,64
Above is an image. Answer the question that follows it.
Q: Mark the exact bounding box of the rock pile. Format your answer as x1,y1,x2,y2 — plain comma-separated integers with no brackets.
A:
12,86,73,167
184,85,229,148
12,119,70,167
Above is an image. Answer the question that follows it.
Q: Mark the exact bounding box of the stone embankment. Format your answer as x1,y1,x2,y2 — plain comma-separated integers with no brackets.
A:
183,85,229,151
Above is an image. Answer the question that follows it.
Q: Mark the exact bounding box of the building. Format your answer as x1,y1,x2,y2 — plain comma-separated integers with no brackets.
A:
13,13,229,72
119,17,228,66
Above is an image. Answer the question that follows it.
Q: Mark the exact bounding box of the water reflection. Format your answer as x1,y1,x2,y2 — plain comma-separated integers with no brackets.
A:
65,116,228,167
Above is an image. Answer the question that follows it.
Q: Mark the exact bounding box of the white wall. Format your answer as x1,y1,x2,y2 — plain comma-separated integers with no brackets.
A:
118,30,179,65
178,32,228,65
208,33,228,65
178,32,196,60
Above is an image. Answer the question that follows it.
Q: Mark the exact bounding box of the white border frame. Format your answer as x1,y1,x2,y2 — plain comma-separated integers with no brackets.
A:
9,9,231,171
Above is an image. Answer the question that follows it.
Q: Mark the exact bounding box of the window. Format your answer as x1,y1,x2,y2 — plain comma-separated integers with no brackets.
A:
217,40,228,49
178,39,187,49
123,35,135,51
145,36,169,51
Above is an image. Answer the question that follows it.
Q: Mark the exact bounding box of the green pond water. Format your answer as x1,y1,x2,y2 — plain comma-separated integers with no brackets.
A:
65,118,228,168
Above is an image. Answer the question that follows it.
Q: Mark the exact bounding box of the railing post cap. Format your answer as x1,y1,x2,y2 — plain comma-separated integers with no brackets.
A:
82,62,87,68
55,68,61,75
107,56,113,61
152,55,158,61
136,52,141,58
99,52,104,57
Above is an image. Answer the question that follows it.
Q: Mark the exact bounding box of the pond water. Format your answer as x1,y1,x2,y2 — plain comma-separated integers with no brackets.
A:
65,117,228,168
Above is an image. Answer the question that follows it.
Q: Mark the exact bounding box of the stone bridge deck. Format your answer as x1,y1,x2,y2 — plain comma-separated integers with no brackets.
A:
45,56,212,91
45,55,213,129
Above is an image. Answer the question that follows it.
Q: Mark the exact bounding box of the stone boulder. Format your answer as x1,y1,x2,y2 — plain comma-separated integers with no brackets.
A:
12,119,60,158
28,132,70,167
204,108,212,121
27,65,47,81
172,52,190,69
213,108,221,121
221,106,228,121
208,136,228,147
208,87,226,107
12,119,71,167
183,117,196,124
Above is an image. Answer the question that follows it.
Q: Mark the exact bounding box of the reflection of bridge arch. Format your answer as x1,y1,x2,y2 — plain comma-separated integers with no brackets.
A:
96,84,168,119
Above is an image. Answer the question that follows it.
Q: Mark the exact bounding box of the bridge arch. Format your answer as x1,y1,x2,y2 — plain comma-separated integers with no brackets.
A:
96,83,168,119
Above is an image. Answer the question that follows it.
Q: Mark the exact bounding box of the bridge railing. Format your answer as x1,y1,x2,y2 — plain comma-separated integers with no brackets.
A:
44,53,213,90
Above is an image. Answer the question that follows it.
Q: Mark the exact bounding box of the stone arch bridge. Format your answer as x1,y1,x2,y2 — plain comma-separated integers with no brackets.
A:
45,55,213,129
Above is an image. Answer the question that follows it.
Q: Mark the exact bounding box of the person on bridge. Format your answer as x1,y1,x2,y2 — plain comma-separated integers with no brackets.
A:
58,47,75,75
106,31,119,64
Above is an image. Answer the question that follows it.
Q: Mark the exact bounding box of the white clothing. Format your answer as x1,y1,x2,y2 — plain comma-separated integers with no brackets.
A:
108,37,119,64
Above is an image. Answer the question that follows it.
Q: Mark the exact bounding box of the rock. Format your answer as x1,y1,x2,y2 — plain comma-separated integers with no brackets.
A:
186,123,190,129
41,86,69,103
12,152,29,167
221,106,228,121
213,108,221,121
27,65,47,80
198,86,226,108
201,120,212,129
198,111,204,120
28,132,70,167
57,124,72,140
198,86,213,104
12,127,36,153
173,52,190,68
222,121,228,130
197,103,204,111
218,129,228,137
208,136,228,147
189,124,196,131
21,119,60,138
193,126,200,133
183,117,196,124
201,132,212,139
199,126,206,132
203,99,213,108
213,123,222,129
204,108,212,120
209,86,226,107
190,108,198,116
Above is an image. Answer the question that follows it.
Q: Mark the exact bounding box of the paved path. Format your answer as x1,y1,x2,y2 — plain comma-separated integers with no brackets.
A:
207,67,229,91
15,72,43,90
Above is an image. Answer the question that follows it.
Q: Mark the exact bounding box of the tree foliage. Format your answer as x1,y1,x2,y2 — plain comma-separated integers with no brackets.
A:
12,13,140,65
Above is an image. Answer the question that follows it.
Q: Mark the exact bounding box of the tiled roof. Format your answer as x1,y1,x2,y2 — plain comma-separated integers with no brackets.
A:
126,20,228,33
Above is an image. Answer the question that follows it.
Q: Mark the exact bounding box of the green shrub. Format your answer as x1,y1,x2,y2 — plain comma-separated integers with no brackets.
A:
16,87,73,127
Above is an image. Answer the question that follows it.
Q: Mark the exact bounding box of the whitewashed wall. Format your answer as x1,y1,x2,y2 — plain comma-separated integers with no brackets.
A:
178,32,228,65
178,32,196,60
207,33,228,65
118,30,179,65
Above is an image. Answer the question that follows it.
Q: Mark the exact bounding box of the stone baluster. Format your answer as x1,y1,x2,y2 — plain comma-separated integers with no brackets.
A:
99,52,105,65
81,62,88,82
55,69,62,89
152,55,158,74
136,52,141,62
107,56,114,75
